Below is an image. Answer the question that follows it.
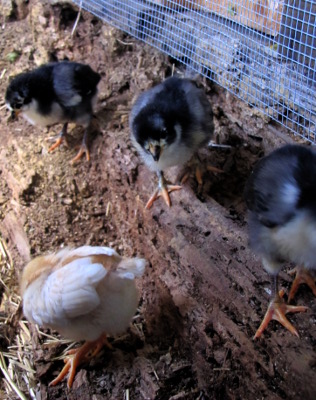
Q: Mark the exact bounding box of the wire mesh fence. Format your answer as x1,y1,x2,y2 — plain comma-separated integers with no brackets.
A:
73,0,316,143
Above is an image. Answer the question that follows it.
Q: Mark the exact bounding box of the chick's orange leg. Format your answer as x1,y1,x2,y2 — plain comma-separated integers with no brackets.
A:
180,165,203,185
206,165,225,174
146,172,181,209
49,334,112,389
70,129,90,165
180,161,223,186
48,123,69,153
86,333,113,358
70,144,90,164
254,289,308,339
288,266,316,302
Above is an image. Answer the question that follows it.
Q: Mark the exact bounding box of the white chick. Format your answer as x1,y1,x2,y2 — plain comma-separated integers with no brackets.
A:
20,246,146,388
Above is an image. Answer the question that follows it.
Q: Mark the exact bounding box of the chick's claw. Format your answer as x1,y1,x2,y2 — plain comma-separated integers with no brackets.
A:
206,165,224,174
87,333,113,358
254,290,308,339
180,165,203,186
195,166,203,186
288,267,316,302
48,135,68,153
145,183,182,209
70,143,90,165
48,123,69,153
70,130,91,165
180,162,223,187
50,334,112,389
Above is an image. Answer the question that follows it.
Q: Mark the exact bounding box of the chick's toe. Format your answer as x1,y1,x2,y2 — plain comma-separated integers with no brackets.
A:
146,183,182,209
288,267,316,302
254,290,308,339
70,130,91,164
180,159,223,186
50,334,112,389
48,123,69,153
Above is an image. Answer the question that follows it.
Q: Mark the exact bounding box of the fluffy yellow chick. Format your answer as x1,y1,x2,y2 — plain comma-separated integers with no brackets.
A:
20,246,146,388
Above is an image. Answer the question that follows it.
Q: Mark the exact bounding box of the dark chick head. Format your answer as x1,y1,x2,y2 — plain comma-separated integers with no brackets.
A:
5,73,32,119
132,105,181,162
130,76,213,169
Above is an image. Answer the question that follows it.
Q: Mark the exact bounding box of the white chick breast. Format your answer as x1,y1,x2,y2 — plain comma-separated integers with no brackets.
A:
22,246,146,342
20,99,66,127
259,209,316,274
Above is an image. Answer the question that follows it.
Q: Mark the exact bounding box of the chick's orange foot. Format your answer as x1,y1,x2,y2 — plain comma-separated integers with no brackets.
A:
254,290,308,339
48,134,68,153
180,163,224,187
145,183,182,209
49,334,112,389
70,142,90,165
288,267,316,302
180,164,203,186
206,165,225,174
70,129,91,164
48,123,69,153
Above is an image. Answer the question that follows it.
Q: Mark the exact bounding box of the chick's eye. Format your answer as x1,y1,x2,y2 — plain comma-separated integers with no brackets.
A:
13,95,25,109
160,128,168,139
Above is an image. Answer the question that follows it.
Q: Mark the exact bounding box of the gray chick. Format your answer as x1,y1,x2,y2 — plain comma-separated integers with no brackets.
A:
130,76,214,209
244,144,316,338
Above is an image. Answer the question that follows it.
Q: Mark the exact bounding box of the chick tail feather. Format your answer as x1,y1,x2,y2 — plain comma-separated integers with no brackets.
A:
116,257,147,279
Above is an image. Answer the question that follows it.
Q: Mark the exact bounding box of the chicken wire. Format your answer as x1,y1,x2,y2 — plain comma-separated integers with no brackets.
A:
73,0,316,143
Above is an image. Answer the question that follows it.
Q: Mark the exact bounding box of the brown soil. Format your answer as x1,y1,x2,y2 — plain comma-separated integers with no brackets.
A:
0,1,315,399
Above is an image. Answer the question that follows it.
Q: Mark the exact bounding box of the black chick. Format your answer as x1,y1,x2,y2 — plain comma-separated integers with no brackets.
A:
5,61,101,164
244,144,316,338
130,76,214,209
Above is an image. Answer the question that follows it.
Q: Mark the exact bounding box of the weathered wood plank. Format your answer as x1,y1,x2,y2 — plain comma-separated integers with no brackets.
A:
155,0,284,35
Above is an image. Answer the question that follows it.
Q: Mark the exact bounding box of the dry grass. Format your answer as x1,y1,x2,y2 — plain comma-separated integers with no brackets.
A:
0,238,76,399
0,238,36,399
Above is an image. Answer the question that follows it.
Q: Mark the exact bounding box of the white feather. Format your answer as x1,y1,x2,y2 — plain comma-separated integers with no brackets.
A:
62,94,82,107
116,257,147,279
56,245,119,260
22,246,147,342
119,272,136,280
281,182,299,207
21,99,65,127
262,209,316,274
25,258,107,326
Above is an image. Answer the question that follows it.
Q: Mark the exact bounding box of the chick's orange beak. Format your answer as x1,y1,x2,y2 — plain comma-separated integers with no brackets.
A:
149,143,163,162
10,109,21,121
